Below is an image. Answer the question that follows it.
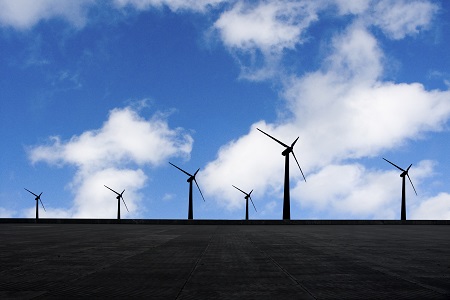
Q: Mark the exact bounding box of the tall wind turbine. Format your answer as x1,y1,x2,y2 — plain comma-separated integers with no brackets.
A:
104,185,129,220
24,188,46,220
169,162,205,220
257,128,306,220
383,158,417,221
232,185,257,220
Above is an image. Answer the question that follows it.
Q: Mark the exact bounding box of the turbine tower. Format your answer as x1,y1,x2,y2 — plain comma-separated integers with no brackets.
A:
169,162,205,220
232,185,257,220
257,128,306,220
24,188,46,220
104,185,129,220
383,158,417,221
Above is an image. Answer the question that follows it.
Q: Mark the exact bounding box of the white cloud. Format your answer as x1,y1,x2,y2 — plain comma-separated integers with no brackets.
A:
214,0,320,80
284,25,450,166
0,0,94,29
71,168,147,218
333,0,370,15
29,107,192,170
410,193,450,220
214,1,318,52
369,0,438,39
28,105,193,218
293,161,434,219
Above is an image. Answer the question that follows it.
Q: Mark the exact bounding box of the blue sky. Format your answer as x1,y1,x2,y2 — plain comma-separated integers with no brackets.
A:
1,0,449,220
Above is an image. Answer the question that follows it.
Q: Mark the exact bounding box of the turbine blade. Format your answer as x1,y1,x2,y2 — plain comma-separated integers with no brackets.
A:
40,199,46,212
169,162,192,177
249,196,257,212
257,128,289,148
292,151,307,182
407,174,418,196
38,192,43,198
24,188,39,198
121,196,130,212
121,189,125,196
291,137,299,148
382,158,405,172
406,164,412,172
104,185,120,195
232,185,247,195
194,179,205,202
249,190,253,197
194,168,200,177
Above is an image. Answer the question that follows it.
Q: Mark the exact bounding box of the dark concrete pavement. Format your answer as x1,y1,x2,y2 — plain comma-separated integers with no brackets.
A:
1,224,449,299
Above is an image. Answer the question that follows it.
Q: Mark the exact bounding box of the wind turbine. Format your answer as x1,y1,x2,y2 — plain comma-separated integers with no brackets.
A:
257,128,306,220
169,162,205,220
104,185,129,220
24,188,46,220
232,185,257,220
383,158,417,221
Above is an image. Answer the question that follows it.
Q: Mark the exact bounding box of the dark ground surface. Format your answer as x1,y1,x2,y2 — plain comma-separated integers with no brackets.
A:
1,222,449,299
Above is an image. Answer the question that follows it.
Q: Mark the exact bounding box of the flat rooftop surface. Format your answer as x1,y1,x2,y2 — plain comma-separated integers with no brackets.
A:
1,223,449,299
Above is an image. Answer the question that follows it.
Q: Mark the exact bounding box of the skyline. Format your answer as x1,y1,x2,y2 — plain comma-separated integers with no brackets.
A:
1,0,450,220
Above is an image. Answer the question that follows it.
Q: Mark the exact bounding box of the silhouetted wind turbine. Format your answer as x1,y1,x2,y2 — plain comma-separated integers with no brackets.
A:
232,185,257,220
257,128,306,220
383,158,417,221
169,162,205,220
104,185,129,220
24,188,46,220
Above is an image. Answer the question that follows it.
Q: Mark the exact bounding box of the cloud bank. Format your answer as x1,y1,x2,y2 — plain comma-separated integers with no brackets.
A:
200,1,450,219
4,0,448,219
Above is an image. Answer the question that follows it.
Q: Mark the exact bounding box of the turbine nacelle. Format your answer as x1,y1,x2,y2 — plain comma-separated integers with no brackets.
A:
383,158,417,196
104,185,129,216
170,162,205,201
24,188,46,211
232,185,257,212
257,128,306,182
187,168,200,183
400,164,412,178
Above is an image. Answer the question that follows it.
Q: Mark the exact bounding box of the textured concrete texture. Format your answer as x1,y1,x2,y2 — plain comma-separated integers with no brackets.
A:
1,223,449,299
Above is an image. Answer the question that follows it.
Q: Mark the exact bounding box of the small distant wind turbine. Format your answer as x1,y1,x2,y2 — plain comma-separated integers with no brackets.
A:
169,162,205,220
24,188,46,220
104,185,129,220
383,158,417,221
257,128,306,220
232,185,257,220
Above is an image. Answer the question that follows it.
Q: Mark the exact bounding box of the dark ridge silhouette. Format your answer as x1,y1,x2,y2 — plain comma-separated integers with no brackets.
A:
257,128,306,220
232,185,257,220
1,218,449,225
169,162,205,220
1,221,449,298
24,188,45,220
383,158,417,221
104,185,129,220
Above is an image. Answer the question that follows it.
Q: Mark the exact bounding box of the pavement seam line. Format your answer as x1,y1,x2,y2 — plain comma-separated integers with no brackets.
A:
246,234,317,300
174,228,215,299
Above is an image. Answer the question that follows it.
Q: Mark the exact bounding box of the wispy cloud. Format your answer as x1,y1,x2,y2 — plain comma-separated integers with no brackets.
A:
0,0,95,29
112,0,225,12
367,0,438,39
